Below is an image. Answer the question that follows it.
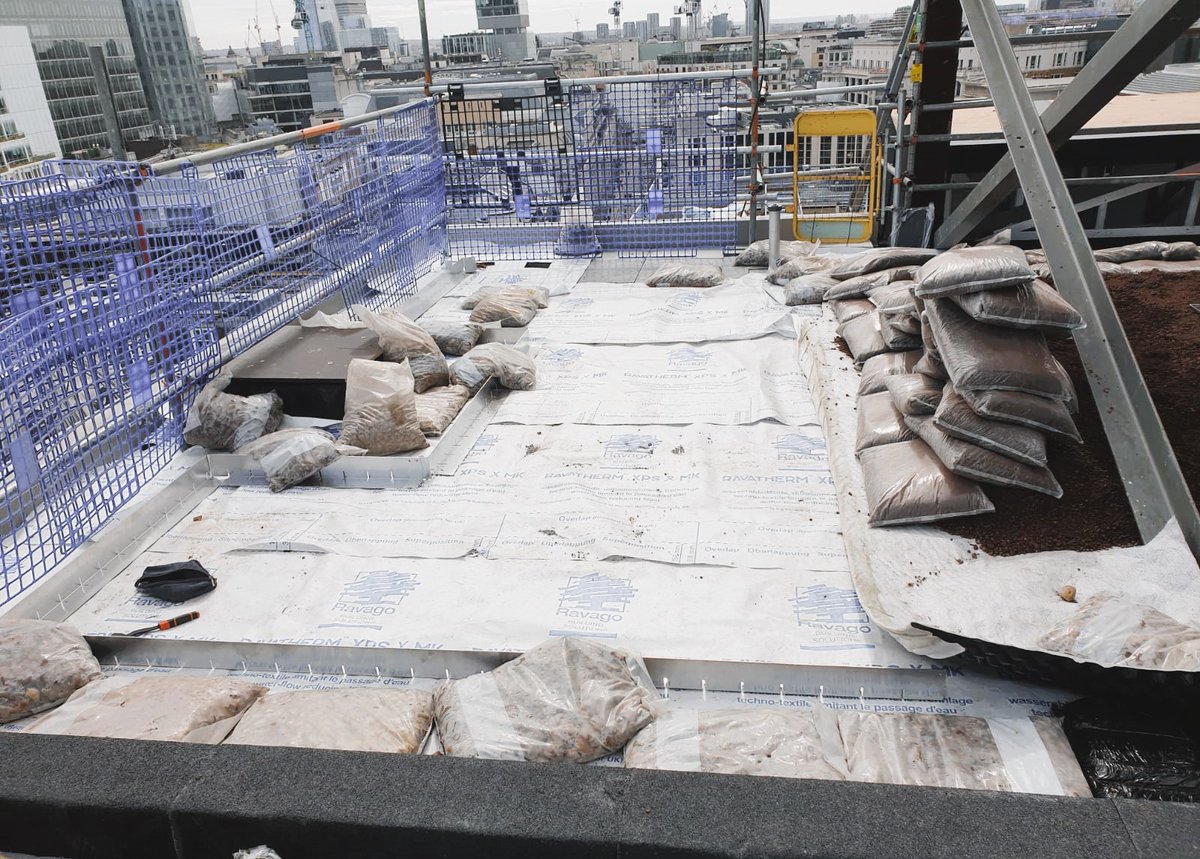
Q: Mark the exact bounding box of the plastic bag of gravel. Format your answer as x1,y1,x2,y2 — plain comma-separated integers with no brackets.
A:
856,391,917,453
857,351,922,396
457,343,537,391
645,263,724,288
831,298,875,324
956,386,1081,442
734,239,816,267
1094,241,1167,263
461,284,549,310
905,415,1062,497
355,305,449,393
1038,593,1200,671
415,384,471,436
236,428,348,491
825,266,918,301
838,312,890,365
1,619,102,724
914,245,1036,298
338,358,427,456
784,273,839,305
1163,241,1200,261
860,439,994,526
883,374,944,416
468,290,539,327
934,384,1048,467
767,255,838,284
829,247,938,280
433,637,658,763
420,320,484,356
950,279,1083,335
183,374,283,451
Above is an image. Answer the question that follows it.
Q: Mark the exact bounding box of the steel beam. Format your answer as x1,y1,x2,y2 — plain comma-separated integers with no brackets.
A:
935,0,1199,247
961,0,1200,555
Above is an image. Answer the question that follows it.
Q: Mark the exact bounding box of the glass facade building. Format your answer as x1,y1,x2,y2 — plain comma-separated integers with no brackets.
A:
122,0,215,140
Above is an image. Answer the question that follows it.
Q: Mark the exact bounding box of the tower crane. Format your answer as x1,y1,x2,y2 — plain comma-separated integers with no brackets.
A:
291,0,315,56
609,0,622,27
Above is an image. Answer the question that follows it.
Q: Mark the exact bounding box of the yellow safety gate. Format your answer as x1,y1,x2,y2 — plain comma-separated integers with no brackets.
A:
791,109,880,244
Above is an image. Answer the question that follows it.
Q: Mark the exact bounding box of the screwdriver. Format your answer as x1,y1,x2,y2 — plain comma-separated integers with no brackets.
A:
121,611,200,637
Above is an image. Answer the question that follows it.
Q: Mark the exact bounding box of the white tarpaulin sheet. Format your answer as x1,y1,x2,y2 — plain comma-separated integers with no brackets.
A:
67,551,926,669
525,282,796,344
152,423,847,571
493,339,818,427
797,310,1200,662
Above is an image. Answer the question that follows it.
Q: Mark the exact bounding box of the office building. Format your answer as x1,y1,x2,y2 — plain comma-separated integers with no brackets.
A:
335,0,370,29
0,0,152,157
0,26,61,175
474,0,535,61
442,31,498,59
647,12,660,35
712,12,730,37
623,20,637,38
744,0,769,37
596,22,610,39
670,16,682,38
122,0,215,140
634,20,649,41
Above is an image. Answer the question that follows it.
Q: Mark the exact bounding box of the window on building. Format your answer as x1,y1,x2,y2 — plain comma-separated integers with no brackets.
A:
1053,52,1066,66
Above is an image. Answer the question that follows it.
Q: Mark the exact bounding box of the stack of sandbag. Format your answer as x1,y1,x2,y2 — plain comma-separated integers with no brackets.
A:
1028,241,1200,280
851,244,1087,526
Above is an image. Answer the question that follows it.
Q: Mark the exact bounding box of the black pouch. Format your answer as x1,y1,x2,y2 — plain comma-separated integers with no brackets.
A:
135,560,217,603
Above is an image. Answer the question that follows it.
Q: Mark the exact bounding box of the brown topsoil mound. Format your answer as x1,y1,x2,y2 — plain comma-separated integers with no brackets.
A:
938,269,1200,556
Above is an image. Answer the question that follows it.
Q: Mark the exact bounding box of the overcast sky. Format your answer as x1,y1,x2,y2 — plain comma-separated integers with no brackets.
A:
189,0,908,51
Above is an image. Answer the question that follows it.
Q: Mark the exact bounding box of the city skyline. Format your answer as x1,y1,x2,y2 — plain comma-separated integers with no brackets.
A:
188,0,911,52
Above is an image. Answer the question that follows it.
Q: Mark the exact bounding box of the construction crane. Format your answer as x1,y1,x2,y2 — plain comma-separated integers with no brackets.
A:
253,0,264,46
608,0,622,27
269,0,283,46
291,0,315,56
674,0,701,39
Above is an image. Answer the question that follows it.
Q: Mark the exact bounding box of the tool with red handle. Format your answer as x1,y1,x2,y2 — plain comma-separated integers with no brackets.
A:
121,611,200,637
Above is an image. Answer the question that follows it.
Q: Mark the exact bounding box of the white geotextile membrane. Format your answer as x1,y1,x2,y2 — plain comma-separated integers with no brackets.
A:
144,423,849,571
524,282,797,344
797,308,1200,664
493,338,817,427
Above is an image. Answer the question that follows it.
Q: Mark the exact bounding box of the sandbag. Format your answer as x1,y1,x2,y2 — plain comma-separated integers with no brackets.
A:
734,239,815,267
837,312,890,365
839,712,1090,795
433,637,658,763
224,688,434,753
860,439,994,526
183,374,283,451
449,356,489,395
624,708,847,780
461,284,549,310
831,298,875,324
956,386,1080,442
469,291,539,327
857,351,921,396
1038,592,1200,671
459,343,537,391
884,374,944,416
1094,241,1167,263
829,247,938,280
869,281,917,313
420,320,484,356
825,266,917,301
236,428,350,491
354,305,449,393
1120,259,1200,274
934,384,1048,467
905,415,1062,497
1025,249,1047,265
0,620,102,724
784,273,839,305
415,384,471,436
338,358,427,456
645,263,724,288
915,310,950,381
950,279,1083,335
856,391,916,453
28,675,266,743
767,255,838,284
914,245,1035,298
1163,241,1200,261
881,319,922,351
925,298,1074,399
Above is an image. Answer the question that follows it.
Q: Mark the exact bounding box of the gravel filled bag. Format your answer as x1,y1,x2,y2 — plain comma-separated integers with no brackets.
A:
856,391,916,453
183,373,283,451
869,281,917,313
237,428,352,491
29,675,266,742
420,320,484,356
881,319,922,351
339,358,427,456
355,305,449,393
838,312,890,365
224,688,433,752
934,384,1048,467
883,374,944,416
914,245,1035,298
1094,241,1167,263
956,386,1081,442
905,416,1062,497
768,255,837,284
1163,241,1200,261
461,284,550,310
1,620,102,724
624,708,847,780
449,356,489,395
645,263,724,288
415,384,471,436
433,637,658,763
925,298,1073,399
831,298,875,324
1025,249,1047,265
459,343,537,390
734,239,815,267
829,247,938,280
857,350,922,396
469,291,539,327
950,279,1083,335
1038,593,1200,671
825,267,914,302
784,273,839,305
860,439,993,526
838,712,1090,795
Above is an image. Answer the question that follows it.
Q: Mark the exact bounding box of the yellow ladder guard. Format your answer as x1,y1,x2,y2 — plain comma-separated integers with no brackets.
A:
791,109,879,244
